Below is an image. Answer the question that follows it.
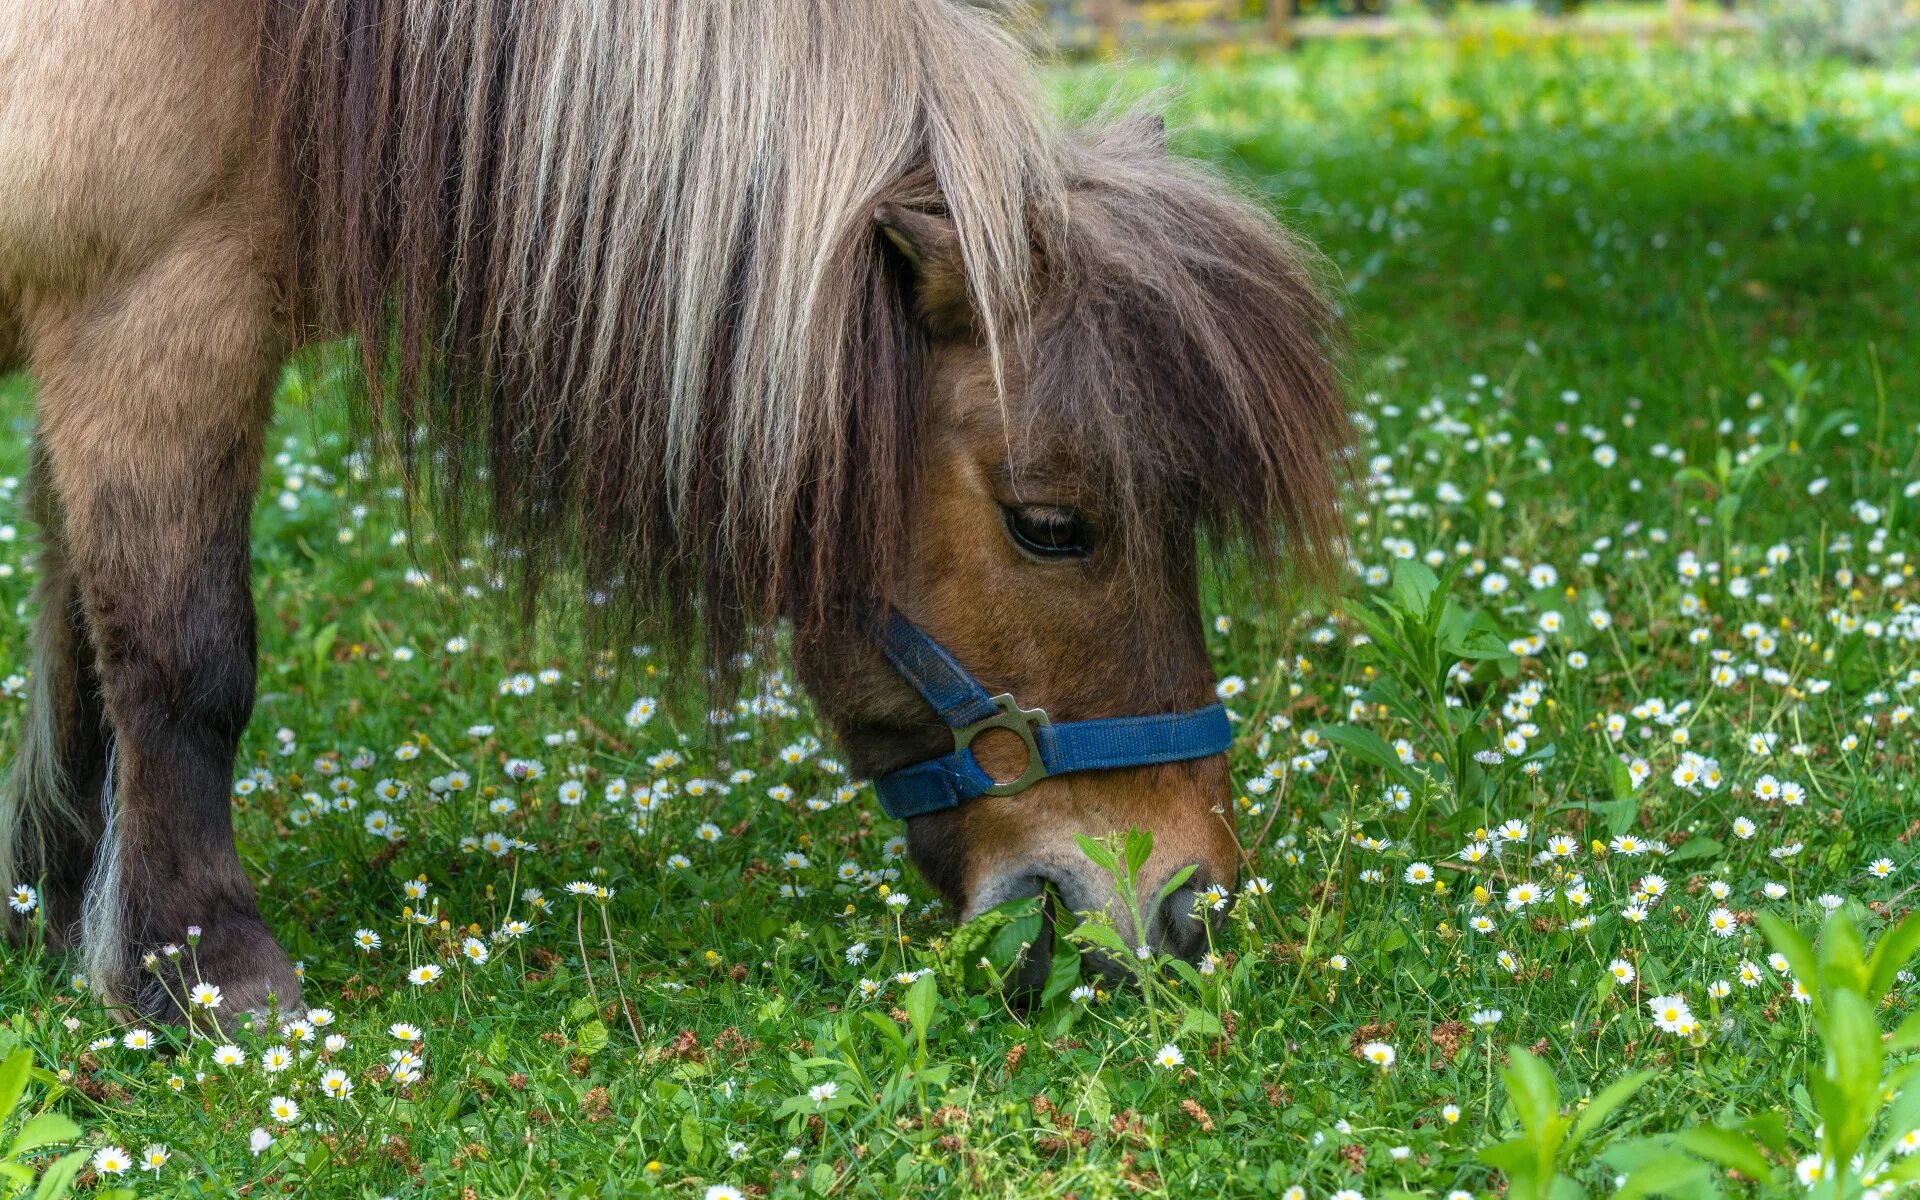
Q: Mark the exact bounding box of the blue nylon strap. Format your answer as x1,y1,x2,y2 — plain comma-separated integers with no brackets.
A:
1035,707,1233,773
869,753,1000,821
869,612,1235,821
874,611,1002,729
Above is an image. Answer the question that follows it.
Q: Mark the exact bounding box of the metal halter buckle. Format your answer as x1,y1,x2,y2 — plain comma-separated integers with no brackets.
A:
954,694,1051,797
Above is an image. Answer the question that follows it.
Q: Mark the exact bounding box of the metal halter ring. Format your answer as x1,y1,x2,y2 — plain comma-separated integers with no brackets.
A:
952,694,1052,797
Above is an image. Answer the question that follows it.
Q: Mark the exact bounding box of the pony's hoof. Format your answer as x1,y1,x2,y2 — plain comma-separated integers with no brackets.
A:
120,926,304,1031
128,969,305,1033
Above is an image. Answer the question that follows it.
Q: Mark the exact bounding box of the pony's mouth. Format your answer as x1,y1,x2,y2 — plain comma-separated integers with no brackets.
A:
1006,891,1058,997
981,867,1232,999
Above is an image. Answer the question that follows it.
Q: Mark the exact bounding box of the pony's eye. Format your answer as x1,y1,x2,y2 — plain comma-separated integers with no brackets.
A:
1002,505,1093,560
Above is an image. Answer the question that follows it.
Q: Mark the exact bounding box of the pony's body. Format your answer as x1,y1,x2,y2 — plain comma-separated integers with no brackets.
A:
0,1,1346,1018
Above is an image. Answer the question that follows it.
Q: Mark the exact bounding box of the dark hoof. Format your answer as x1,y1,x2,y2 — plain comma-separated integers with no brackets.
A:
120,922,304,1031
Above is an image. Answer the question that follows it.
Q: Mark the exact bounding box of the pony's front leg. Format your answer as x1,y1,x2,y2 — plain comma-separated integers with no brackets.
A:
32,223,300,1024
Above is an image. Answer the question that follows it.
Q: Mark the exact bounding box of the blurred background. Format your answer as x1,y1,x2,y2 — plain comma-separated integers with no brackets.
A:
1035,0,1909,58
1007,0,1918,462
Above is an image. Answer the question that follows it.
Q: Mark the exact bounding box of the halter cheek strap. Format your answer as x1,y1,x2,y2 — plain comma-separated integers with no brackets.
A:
869,610,1234,821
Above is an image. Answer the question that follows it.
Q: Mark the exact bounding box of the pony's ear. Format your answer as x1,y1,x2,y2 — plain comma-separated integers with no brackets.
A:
875,202,974,338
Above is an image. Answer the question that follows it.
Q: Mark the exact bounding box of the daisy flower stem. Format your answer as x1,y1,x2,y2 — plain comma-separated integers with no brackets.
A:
1482,1037,1494,1124
146,967,193,1039
597,902,644,1047
574,901,604,1018
1604,623,1645,703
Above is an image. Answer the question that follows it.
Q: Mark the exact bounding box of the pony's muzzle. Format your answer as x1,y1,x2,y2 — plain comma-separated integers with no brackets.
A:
986,861,1232,996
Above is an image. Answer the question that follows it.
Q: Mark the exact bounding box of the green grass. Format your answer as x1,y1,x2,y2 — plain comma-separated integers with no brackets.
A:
4,32,1920,1200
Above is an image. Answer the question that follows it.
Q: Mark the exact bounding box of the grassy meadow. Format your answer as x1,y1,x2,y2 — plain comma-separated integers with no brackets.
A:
3,29,1920,1200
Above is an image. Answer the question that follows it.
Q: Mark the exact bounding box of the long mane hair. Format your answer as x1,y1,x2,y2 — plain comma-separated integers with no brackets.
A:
259,0,1345,667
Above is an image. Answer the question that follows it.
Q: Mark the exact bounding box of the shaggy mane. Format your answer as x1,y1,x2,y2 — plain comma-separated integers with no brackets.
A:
1034,122,1349,598
258,0,1345,669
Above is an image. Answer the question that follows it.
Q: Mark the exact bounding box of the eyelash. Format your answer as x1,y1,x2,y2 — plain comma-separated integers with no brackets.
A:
1002,505,1093,559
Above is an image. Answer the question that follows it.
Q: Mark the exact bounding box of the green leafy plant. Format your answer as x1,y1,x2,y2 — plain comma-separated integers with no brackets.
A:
1327,560,1526,818
1616,909,1920,1198
1672,361,1852,562
1070,829,1195,965
1476,1045,1652,1200
0,1047,88,1200
854,971,949,1114
774,974,954,1135
1066,830,1228,1052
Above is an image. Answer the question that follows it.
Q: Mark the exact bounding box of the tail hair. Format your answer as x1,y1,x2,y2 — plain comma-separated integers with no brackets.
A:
0,580,91,942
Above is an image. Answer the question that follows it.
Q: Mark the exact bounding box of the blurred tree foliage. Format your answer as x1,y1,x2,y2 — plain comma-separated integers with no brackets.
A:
1044,0,1603,31
1754,0,1919,64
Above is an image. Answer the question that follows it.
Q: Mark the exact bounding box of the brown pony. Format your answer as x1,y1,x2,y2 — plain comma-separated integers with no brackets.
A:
0,0,1345,1020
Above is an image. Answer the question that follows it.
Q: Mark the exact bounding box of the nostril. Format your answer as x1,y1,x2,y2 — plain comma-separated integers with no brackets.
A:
1153,886,1204,961
1152,874,1227,964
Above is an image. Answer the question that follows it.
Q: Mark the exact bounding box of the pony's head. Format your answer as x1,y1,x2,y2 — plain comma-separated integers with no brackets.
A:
794,122,1347,976
263,0,1345,979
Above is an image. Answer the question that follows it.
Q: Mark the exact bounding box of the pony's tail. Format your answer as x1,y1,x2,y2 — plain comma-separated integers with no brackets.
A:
2,464,108,958
1,566,91,944
0,639,73,885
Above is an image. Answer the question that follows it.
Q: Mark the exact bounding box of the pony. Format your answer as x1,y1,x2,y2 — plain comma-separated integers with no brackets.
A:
0,0,1346,1020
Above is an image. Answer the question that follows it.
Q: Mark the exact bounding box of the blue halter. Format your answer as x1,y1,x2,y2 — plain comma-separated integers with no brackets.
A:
869,610,1235,821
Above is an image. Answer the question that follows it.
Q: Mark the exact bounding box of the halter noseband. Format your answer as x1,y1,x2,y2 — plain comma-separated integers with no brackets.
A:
869,611,1235,821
